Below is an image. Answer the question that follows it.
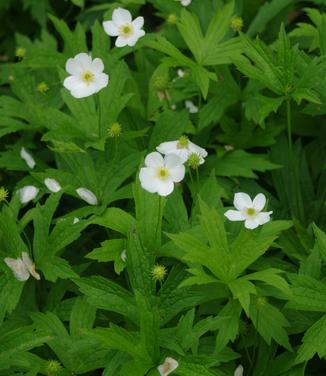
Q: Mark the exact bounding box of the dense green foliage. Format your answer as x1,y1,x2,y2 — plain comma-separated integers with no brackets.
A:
0,0,326,375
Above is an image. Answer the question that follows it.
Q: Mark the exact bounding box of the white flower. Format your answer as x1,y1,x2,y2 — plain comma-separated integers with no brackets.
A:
73,217,80,224
4,252,40,281
158,357,179,376
156,136,208,165
139,152,185,197
234,365,244,376
76,187,98,205
17,185,39,204
185,100,198,113
20,147,36,169
224,192,273,230
63,53,109,99
103,8,145,47
120,250,127,262
44,178,61,193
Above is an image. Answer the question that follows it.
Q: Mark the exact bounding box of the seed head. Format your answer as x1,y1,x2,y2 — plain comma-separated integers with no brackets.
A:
230,17,244,32
37,81,49,93
152,70,170,91
108,122,122,138
256,296,268,309
15,47,26,59
187,153,201,169
151,264,167,282
0,187,9,202
45,360,63,376
167,14,178,24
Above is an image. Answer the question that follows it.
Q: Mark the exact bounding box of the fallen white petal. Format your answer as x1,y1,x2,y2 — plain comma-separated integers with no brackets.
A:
18,185,39,204
76,187,98,205
158,357,179,376
234,365,244,376
44,178,61,193
20,147,36,169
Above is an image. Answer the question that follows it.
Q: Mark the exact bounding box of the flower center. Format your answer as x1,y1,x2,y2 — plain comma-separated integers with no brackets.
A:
246,207,256,216
81,71,94,84
177,135,189,149
157,167,169,180
120,24,133,37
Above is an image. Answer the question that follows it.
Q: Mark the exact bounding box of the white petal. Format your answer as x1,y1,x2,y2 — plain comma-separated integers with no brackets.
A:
234,365,244,376
156,141,179,155
157,180,174,197
65,57,83,75
18,185,39,204
185,100,198,113
233,192,253,211
21,252,40,280
44,178,61,193
145,152,164,168
20,147,36,169
125,29,145,46
74,52,92,69
132,16,144,30
188,141,208,158
93,73,109,92
63,76,82,91
112,8,132,25
158,357,179,376
224,210,245,221
164,153,184,169
139,167,158,193
73,217,80,224
257,211,272,225
76,187,98,205
103,20,120,36
181,0,192,5
4,257,30,281
169,165,185,183
253,193,266,212
244,218,260,230
91,58,105,73
120,250,127,262
115,36,129,48
70,83,97,99
177,69,185,77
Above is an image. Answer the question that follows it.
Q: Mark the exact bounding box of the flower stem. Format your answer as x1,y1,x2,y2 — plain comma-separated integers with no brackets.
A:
96,94,101,138
286,99,292,152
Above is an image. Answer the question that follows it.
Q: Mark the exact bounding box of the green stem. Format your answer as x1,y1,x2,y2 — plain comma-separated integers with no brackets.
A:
286,99,292,152
96,94,101,138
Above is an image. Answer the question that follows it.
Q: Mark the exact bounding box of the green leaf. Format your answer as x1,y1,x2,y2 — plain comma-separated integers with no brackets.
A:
228,277,256,315
250,297,291,350
92,208,136,235
149,109,189,150
69,297,96,338
214,150,280,178
296,314,326,363
247,0,293,37
74,276,137,323
286,274,326,312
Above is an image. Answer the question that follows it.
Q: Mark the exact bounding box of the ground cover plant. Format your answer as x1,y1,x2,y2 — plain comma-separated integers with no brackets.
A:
0,0,326,375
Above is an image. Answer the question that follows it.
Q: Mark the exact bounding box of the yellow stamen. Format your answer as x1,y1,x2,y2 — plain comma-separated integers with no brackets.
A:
157,168,169,180
81,71,94,85
120,24,133,37
246,208,256,216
